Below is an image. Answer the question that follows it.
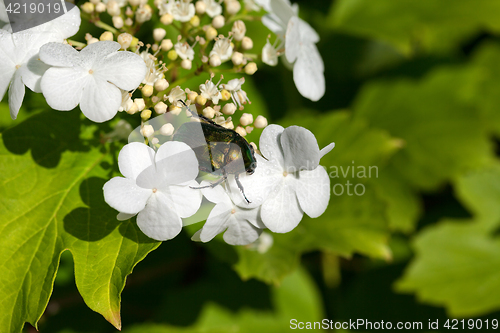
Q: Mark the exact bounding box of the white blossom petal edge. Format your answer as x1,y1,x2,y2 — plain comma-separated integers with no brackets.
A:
39,41,147,123
192,182,264,245
103,141,202,241
229,124,334,233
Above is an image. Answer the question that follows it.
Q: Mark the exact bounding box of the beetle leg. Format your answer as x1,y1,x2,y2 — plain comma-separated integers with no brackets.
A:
235,173,251,204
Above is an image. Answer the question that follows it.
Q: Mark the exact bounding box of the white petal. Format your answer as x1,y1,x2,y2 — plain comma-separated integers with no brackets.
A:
201,183,231,205
292,45,325,101
237,205,264,229
41,67,87,111
262,14,285,35
118,142,155,181
48,6,81,39
260,178,303,233
39,42,80,67
295,167,330,218
199,202,232,242
156,141,199,184
137,191,183,241
79,41,121,67
281,125,320,172
80,77,122,122
0,34,16,100
227,154,282,208
224,218,262,245
259,124,285,165
103,177,151,214
285,16,301,63
8,71,25,120
117,212,136,221
94,50,147,91
163,181,202,218
20,58,50,92
269,0,295,31
320,142,335,159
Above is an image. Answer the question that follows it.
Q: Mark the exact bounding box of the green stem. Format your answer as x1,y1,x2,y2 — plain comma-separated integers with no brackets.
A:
94,20,118,34
67,39,86,48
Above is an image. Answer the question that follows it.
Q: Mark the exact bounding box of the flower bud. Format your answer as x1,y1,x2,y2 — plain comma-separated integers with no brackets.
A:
107,0,120,16
235,126,246,137
244,62,257,75
154,102,168,114
141,109,152,121
205,26,217,41
141,124,154,137
90,0,99,5
226,0,241,15
95,2,106,12
161,39,173,51
209,54,221,67
142,85,154,97
153,28,166,42
190,15,200,27
212,15,225,29
241,36,253,50
117,33,133,49
160,123,174,136
222,103,236,115
136,5,152,23
160,13,174,25
187,91,198,102
112,16,124,29
195,0,205,14
134,98,146,111
87,37,99,45
181,59,192,70
203,106,216,118
254,115,268,128
125,17,133,26
127,103,138,114
245,126,254,134
155,78,169,91
81,2,94,13
129,0,141,6
223,120,234,129
170,105,182,115
220,89,231,101
240,113,253,126
100,31,113,41
167,50,178,61
231,52,243,66
196,95,207,105
231,20,246,41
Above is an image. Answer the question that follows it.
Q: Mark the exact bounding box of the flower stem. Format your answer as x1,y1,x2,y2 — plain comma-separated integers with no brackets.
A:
67,39,86,48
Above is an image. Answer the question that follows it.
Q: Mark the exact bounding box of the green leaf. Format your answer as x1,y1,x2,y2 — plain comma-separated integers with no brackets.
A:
354,67,494,190
0,110,159,332
329,0,500,54
123,268,323,333
396,221,500,317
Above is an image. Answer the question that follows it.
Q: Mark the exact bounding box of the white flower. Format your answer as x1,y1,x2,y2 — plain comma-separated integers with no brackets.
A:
209,37,233,62
39,41,147,123
228,125,335,233
118,90,133,112
174,41,195,60
262,38,280,66
170,0,195,22
103,141,202,241
201,0,222,17
0,7,81,119
285,16,324,101
140,50,163,85
199,75,222,104
261,0,324,101
220,77,250,108
167,86,186,104
192,183,264,245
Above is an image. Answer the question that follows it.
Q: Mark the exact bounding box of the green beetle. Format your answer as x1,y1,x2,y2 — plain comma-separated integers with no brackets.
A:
173,102,257,203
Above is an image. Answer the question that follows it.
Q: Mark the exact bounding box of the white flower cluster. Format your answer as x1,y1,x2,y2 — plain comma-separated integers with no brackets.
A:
0,7,147,122
103,123,334,245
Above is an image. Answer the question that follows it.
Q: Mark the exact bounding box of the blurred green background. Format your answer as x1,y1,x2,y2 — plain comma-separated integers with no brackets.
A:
3,0,500,332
